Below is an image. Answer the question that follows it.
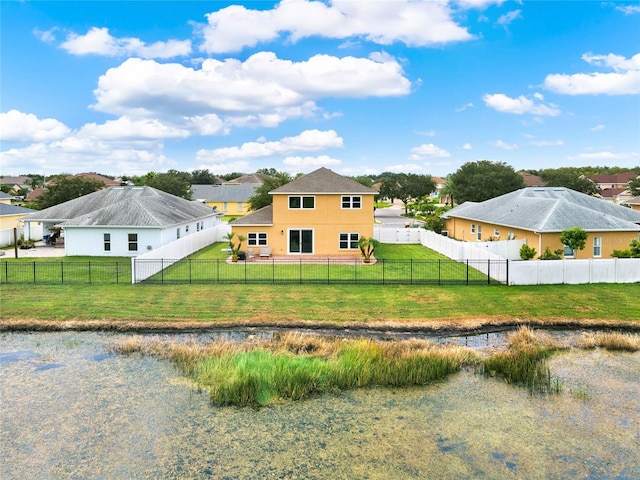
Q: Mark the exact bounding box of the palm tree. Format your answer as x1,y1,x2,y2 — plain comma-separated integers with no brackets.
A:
357,237,380,263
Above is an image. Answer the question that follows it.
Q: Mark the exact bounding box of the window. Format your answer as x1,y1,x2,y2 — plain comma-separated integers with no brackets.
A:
477,225,482,241
593,237,602,257
289,229,313,253
223,202,228,212
248,232,268,246
177,228,181,239
471,224,476,234
197,223,200,232
494,228,500,237
341,196,362,209
128,233,138,251
563,245,574,257
289,196,315,209
339,232,359,250
508,231,515,240
103,233,111,252
185,225,189,233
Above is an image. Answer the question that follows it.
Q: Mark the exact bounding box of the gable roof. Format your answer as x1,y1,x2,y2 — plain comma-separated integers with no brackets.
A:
588,172,638,185
519,171,547,187
23,186,218,228
230,205,274,226
191,183,259,202
270,167,377,194
225,173,269,184
75,172,120,186
442,187,640,232
0,176,31,186
0,191,13,199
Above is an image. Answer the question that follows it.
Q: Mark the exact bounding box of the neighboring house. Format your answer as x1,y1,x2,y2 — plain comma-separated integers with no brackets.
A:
441,187,640,259
22,186,222,256
588,171,638,190
0,203,41,247
622,196,640,212
429,176,446,202
599,187,632,205
226,173,270,184
192,183,260,216
0,176,32,194
0,191,13,205
25,187,47,203
519,171,547,187
231,167,377,257
75,172,121,186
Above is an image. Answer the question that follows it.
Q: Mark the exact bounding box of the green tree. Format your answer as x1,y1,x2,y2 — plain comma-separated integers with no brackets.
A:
380,173,436,213
439,176,455,206
449,160,525,204
190,169,219,185
537,168,599,195
0,184,12,194
560,227,588,258
357,237,380,263
146,170,191,199
519,244,537,260
36,176,106,208
627,177,640,196
248,172,293,211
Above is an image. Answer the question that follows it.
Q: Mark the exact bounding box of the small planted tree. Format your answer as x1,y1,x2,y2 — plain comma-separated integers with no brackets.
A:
519,244,537,260
560,227,588,258
358,237,380,263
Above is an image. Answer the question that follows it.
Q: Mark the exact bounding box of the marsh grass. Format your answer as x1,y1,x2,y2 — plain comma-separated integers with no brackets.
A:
113,333,477,407
478,326,563,394
578,331,640,351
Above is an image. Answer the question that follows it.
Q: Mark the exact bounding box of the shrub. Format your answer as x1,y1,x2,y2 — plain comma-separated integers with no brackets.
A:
519,244,537,260
539,247,563,260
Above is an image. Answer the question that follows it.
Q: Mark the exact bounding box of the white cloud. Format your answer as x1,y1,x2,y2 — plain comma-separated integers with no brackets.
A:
0,110,71,142
92,53,410,125
543,52,640,95
565,151,639,161
529,139,564,147
33,27,58,43
409,143,451,160
282,155,342,172
199,0,474,54
462,143,472,150
60,27,191,59
77,117,191,140
483,93,561,116
455,0,506,8
195,160,252,174
496,9,522,26
196,130,343,163
416,130,436,137
493,140,518,150
615,5,640,15
385,163,425,173
590,124,605,132
455,102,474,112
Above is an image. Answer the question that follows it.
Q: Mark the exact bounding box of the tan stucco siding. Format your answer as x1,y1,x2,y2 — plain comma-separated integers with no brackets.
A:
0,214,28,230
205,201,251,216
445,217,640,259
233,193,375,256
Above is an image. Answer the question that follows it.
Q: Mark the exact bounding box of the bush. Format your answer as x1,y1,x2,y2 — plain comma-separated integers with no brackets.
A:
611,239,640,258
519,244,536,260
539,247,563,260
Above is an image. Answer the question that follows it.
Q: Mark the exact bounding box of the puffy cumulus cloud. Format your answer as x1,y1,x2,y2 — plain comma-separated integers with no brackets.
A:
77,117,191,140
60,27,191,59
462,143,472,150
409,143,451,160
0,139,174,176
92,54,409,121
385,163,425,173
483,93,561,116
193,159,252,175
544,52,640,95
0,110,71,142
196,129,343,163
283,155,342,172
200,0,473,54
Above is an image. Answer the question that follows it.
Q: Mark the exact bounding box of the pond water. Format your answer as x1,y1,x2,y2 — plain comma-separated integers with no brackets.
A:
1,332,638,480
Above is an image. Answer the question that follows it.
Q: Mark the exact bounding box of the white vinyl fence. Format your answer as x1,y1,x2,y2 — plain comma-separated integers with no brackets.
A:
375,226,640,285
132,224,230,283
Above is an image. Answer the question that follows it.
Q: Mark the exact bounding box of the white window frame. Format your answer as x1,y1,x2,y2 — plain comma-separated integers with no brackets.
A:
593,236,602,258
494,228,500,237
248,232,268,246
476,224,482,241
128,233,138,252
471,224,476,234
104,233,111,252
288,196,315,209
222,202,228,212
341,195,362,209
237,202,243,212
339,232,359,250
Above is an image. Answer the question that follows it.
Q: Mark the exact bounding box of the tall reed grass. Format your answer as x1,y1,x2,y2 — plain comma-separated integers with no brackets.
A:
578,331,640,351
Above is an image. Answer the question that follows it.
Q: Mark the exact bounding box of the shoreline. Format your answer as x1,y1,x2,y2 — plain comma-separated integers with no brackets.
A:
2,317,639,335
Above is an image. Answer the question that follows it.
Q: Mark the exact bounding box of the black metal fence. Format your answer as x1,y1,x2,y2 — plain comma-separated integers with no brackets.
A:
1,258,508,285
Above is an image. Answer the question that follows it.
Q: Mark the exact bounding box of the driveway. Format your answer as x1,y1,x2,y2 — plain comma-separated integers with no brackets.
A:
2,242,66,258
374,203,423,228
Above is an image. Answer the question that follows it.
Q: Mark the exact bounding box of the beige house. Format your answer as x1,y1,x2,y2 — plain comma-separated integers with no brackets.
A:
231,168,377,256
442,187,640,259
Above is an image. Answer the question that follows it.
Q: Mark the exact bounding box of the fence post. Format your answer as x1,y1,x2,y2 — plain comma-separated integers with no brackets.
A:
382,259,385,285
327,258,330,285
116,262,119,284
89,262,91,284
61,261,64,284
33,261,36,284
487,259,491,285
438,259,441,285
189,259,192,284
410,259,413,285
244,258,247,284
161,259,164,284
466,260,469,286
506,259,509,285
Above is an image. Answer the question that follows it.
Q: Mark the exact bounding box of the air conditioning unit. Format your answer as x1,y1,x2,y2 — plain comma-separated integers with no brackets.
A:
441,230,449,237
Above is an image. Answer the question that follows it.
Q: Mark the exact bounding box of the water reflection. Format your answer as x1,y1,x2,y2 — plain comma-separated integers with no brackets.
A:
1,332,638,479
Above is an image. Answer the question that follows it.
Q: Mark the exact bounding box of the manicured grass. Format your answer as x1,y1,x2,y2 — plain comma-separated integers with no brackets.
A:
0,256,131,284
2,283,639,325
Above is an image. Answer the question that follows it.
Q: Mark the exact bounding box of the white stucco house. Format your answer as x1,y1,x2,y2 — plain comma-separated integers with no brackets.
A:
22,186,222,256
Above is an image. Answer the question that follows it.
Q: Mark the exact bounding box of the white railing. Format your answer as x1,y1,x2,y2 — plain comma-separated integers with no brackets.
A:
132,224,231,283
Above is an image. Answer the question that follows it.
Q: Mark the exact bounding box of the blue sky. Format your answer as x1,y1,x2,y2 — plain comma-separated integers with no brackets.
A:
1,1,639,179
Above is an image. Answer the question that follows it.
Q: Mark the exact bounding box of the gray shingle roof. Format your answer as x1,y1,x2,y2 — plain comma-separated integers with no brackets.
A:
23,186,218,227
0,203,37,215
270,167,377,194
230,205,273,225
442,187,640,232
191,183,259,202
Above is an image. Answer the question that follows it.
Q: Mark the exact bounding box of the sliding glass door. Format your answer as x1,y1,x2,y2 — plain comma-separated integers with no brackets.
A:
289,229,313,254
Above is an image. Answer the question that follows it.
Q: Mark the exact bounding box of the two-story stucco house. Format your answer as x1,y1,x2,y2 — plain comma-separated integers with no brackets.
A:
441,187,640,259
230,168,377,256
